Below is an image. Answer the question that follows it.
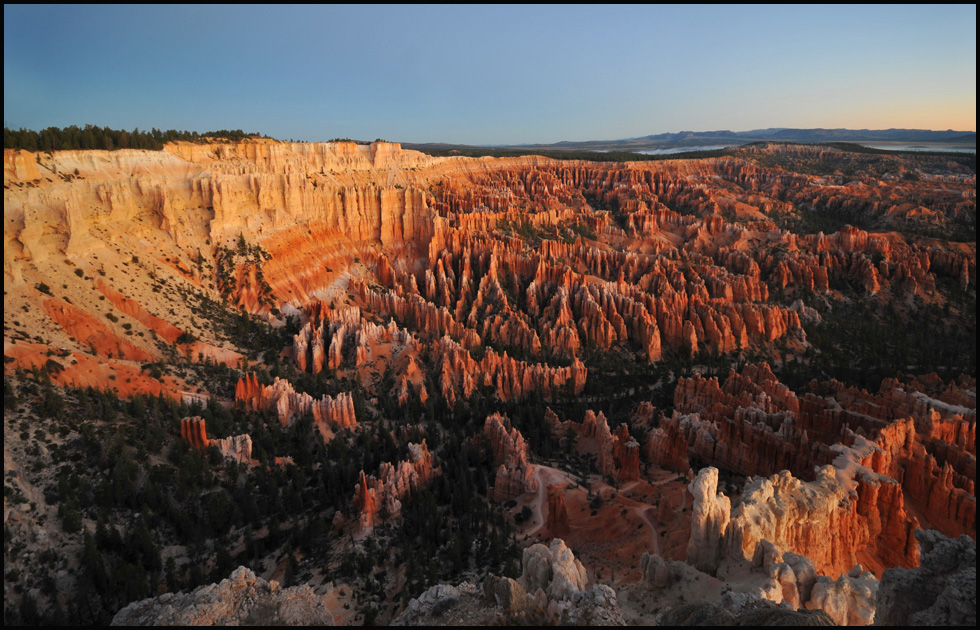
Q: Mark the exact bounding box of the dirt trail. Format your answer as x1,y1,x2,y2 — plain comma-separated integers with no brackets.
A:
527,464,573,537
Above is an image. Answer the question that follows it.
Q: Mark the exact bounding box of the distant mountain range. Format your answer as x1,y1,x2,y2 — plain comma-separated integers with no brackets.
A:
407,128,976,153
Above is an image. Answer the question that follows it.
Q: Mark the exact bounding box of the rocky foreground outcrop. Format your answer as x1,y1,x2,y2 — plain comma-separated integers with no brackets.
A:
657,596,835,626
394,538,623,626
874,529,977,626
110,566,333,625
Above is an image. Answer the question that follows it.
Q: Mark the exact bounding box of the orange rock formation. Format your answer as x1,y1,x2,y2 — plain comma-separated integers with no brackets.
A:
3,138,976,624
235,373,356,438
436,336,586,405
6,142,972,408
484,413,539,502
352,441,436,530
549,409,640,484
291,302,428,403
580,411,641,483
545,485,570,538
661,364,975,582
179,416,254,464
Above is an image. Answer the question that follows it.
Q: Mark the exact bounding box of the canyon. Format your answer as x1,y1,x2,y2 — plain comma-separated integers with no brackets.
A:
3,138,975,625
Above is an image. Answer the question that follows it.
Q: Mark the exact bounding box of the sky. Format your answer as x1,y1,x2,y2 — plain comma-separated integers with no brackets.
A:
3,5,976,145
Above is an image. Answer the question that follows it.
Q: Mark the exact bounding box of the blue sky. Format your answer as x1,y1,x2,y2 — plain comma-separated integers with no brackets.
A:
4,5,976,144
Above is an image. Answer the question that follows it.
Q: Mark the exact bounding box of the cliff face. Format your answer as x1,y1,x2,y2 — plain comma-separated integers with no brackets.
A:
4,141,439,268
3,141,451,388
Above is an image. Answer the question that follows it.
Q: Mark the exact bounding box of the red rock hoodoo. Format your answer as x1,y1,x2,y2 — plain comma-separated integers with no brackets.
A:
352,440,436,531
484,413,539,502
660,364,975,579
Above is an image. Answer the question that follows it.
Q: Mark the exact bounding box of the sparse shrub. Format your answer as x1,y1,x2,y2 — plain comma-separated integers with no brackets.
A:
176,331,196,344
44,359,64,374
